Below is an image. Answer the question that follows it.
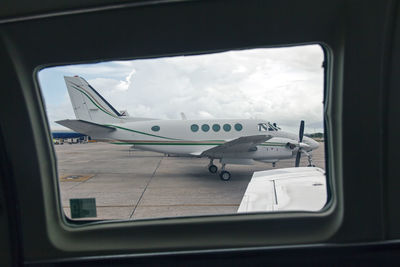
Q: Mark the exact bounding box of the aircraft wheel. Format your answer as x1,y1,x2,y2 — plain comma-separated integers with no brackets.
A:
219,171,231,181
208,164,218,173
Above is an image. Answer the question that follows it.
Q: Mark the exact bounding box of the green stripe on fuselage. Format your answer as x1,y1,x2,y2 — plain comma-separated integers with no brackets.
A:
111,141,286,146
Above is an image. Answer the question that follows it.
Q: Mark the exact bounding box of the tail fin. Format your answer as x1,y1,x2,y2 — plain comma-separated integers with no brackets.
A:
64,76,128,124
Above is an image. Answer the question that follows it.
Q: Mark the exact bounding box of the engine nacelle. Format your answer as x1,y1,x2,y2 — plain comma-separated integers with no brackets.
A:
286,142,296,149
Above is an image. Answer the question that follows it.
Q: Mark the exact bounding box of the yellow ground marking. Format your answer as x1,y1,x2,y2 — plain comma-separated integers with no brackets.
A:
60,174,94,182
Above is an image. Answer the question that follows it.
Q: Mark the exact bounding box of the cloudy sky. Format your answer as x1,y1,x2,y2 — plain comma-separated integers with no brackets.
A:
38,44,324,133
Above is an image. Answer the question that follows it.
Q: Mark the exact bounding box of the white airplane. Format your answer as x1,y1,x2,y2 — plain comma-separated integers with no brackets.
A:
57,76,319,181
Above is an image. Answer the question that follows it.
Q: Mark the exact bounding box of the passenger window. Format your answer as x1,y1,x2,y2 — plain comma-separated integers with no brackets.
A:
191,124,199,132
202,124,210,132
223,124,231,132
234,123,243,131
151,126,160,132
212,124,221,132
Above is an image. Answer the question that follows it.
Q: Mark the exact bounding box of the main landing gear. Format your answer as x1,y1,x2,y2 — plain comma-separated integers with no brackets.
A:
208,160,232,181
219,163,231,181
208,159,218,174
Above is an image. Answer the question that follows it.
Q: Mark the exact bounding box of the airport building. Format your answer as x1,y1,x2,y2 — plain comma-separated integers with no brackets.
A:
52,130,89,144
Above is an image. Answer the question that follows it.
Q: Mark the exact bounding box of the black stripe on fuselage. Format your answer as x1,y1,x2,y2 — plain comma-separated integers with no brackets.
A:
80,77,122,117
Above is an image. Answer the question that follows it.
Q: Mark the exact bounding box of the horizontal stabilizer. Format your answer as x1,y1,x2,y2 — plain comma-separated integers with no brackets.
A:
56,119,115,136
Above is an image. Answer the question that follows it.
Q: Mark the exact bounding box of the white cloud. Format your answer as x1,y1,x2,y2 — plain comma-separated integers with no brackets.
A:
42,45,324,133
116,69,136,91
44,92,75,130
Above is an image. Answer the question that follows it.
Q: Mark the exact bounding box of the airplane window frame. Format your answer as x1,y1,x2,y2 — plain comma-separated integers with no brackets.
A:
6,0,386,261
33,44,335,261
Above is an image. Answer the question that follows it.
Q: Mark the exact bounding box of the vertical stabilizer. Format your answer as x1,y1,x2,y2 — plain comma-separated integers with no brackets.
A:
64,76,127,124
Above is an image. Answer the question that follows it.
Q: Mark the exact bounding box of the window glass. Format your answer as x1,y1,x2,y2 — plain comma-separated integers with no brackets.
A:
223,124,231,132
191,124,199,132
202,124,210,132
212,124,221,132
151,126,160,132
258,123,279,132
38,45,326,221
234,123,243,131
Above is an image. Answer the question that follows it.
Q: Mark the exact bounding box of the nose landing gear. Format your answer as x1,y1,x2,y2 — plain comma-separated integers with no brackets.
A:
208,165,218,173
303,151,316,167
208,159,218,173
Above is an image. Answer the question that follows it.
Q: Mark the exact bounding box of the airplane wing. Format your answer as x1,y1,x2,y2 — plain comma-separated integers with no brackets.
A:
238,167,327,213
201,135,272,157
56,119,116,136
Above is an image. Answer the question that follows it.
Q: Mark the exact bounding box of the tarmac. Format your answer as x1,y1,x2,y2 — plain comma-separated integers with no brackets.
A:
56,142,325,220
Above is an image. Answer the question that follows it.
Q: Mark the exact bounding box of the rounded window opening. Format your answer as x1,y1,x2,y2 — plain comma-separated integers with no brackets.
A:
191,124,199,132
151,126,160,132
234,123,243,131
212,124,221,132
223,124,231,132
202,124,210,132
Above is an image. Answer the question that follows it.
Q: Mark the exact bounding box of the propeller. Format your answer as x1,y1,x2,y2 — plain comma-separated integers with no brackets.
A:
295,120,305,167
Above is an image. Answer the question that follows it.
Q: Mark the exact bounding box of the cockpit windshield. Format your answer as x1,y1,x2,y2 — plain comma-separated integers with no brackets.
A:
258,122,281,132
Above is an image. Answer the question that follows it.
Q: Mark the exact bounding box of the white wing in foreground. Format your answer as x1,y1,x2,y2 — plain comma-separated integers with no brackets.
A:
238,167,327,213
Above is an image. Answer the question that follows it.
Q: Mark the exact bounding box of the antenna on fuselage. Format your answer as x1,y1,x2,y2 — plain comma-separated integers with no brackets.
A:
180,112,187,120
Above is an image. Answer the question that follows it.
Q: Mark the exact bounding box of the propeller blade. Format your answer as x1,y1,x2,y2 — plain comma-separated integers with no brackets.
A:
299,120,305,143
295,151,301,167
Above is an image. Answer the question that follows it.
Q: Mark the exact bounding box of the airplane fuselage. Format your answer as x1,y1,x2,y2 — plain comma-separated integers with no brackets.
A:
59,76,321,179
90,119,318,163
